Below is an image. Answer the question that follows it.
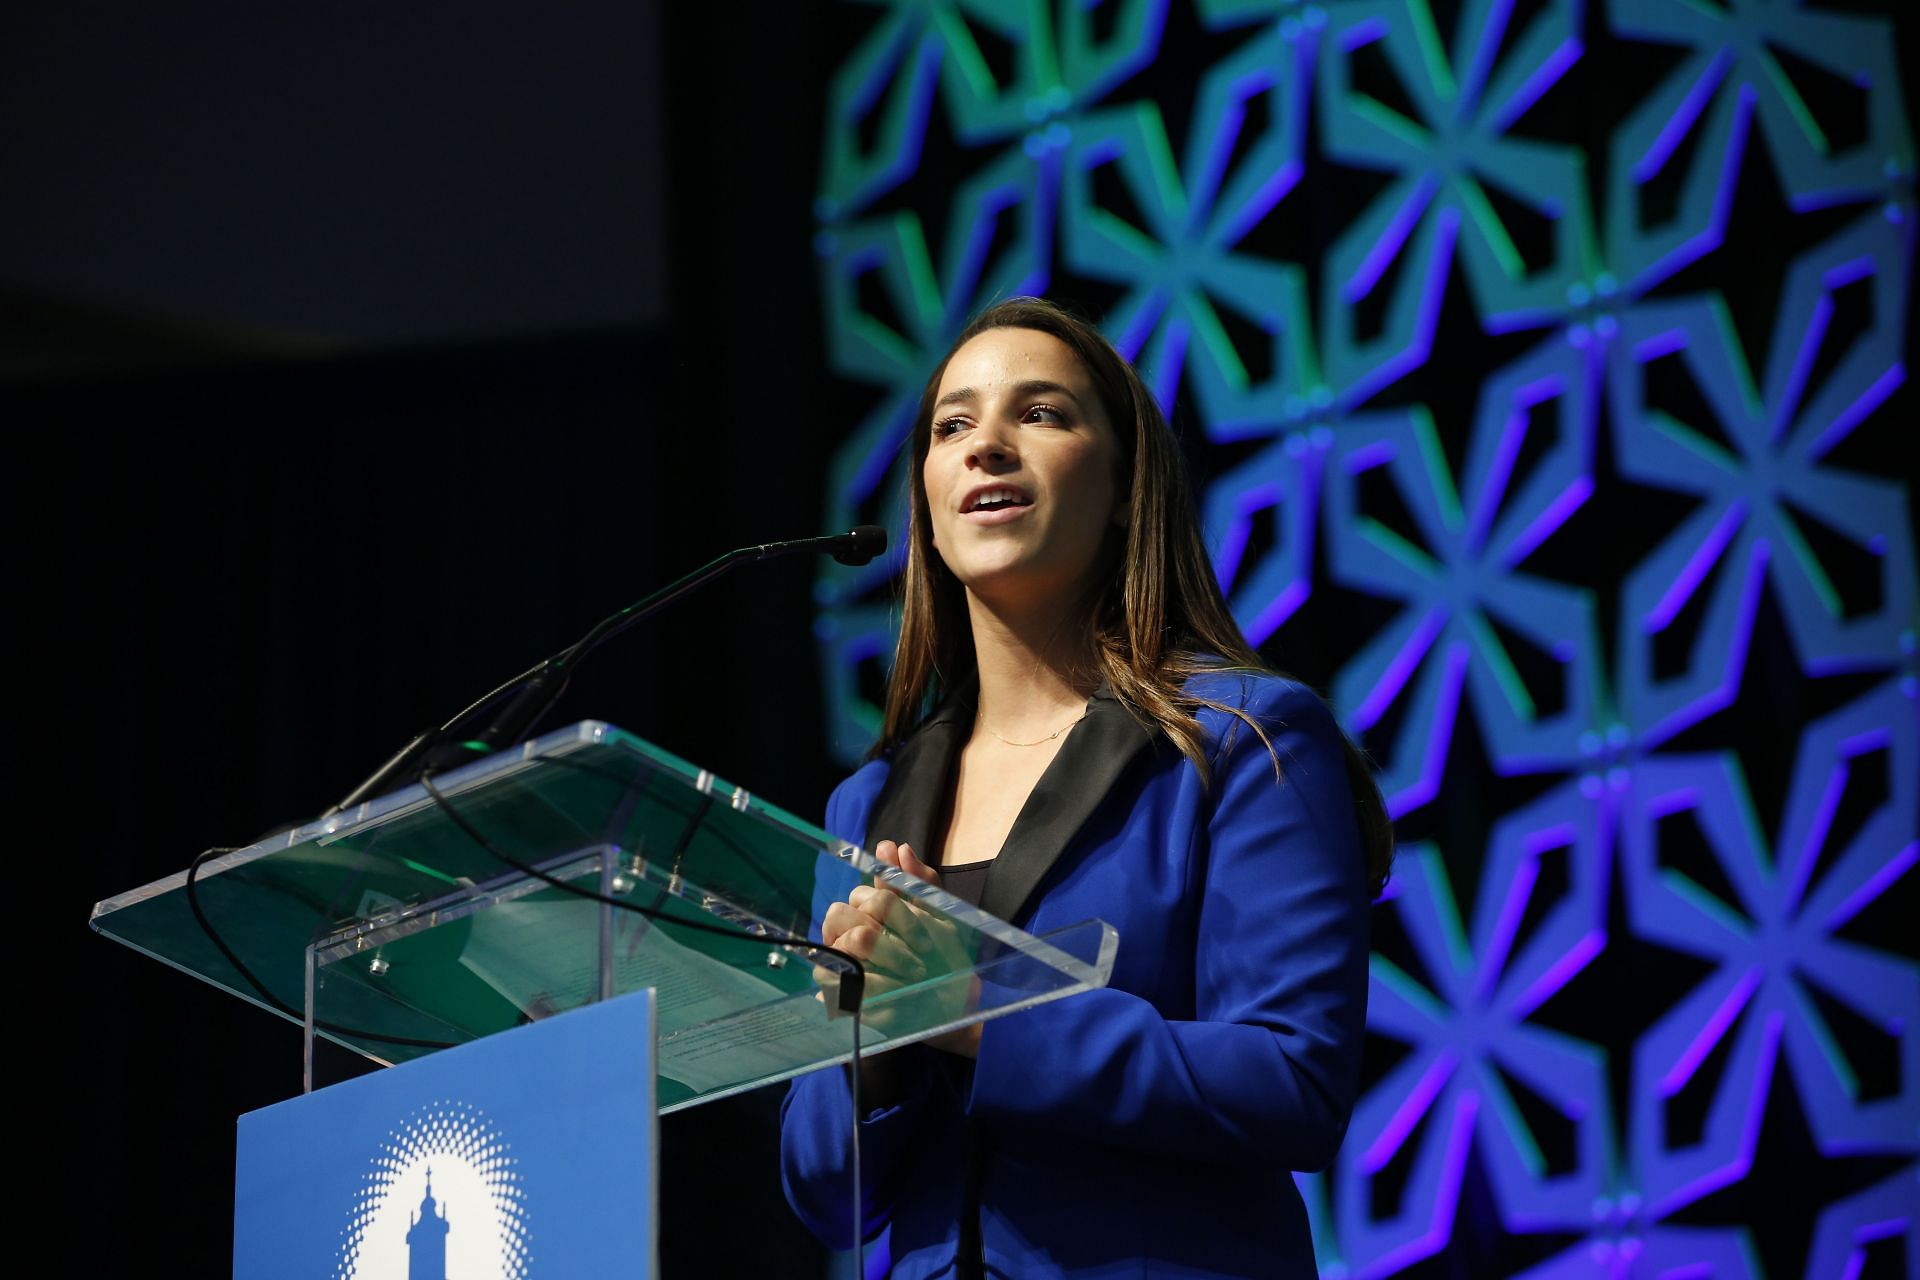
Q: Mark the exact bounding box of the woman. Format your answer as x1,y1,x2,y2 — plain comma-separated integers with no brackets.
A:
782,297,1391,1278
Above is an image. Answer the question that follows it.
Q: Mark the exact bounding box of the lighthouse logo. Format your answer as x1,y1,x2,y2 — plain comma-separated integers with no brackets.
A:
334,1099,531,1280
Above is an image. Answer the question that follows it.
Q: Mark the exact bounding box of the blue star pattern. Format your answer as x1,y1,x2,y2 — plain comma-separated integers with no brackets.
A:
1335,781,1612,1274
1606,0,1915,294
1621,680,1918,1216
818,0,1169,221
1610,209,1916,746
1317,0,1595,403
1062,17,1320,437
1800,1163,1920,1279
1203,424,1329,644
812,1,1919,1273
1325,336,1603,815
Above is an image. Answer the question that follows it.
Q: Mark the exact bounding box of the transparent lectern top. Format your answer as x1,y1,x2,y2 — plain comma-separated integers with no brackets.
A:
90,722,1115,1111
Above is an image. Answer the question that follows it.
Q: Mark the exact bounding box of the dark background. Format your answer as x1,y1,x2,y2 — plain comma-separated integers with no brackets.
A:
12,2,847,1274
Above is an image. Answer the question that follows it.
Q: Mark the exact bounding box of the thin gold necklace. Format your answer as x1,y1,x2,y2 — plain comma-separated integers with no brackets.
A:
977,709,1088,747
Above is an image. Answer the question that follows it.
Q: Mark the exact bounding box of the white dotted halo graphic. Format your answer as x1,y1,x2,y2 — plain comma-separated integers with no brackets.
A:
335,1099,530,1280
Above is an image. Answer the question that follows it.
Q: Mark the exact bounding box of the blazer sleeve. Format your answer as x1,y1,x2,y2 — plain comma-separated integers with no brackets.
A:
778,773,949,1248
965,681,1372,1172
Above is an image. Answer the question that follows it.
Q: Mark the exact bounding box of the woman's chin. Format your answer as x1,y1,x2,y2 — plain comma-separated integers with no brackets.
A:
955,561,1048,598
957,564,1090,615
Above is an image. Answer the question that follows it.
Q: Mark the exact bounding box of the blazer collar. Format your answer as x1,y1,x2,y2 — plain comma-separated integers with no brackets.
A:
865,679,1158,926
862,687,971,878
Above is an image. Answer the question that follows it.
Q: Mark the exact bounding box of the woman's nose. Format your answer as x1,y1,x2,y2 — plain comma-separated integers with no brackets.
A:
966,420,1017,469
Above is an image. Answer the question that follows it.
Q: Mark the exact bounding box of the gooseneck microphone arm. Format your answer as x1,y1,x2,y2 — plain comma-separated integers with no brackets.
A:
451,527,885,764
323,524,887,816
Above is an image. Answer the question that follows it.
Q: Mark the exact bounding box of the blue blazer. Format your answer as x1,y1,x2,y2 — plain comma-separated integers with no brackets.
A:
781,670,1371,1278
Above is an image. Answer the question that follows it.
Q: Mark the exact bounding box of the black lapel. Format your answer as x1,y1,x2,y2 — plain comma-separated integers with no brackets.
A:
863,691,972,862
980,686,1158,925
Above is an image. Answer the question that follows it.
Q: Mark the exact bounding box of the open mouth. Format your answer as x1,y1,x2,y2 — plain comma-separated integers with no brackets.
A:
962,486,1034,514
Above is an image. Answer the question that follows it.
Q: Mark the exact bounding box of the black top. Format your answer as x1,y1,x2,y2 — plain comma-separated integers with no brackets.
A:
938,859,993,907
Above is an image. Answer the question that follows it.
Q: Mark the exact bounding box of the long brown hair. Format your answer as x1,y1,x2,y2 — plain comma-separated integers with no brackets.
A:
877,296,1393,898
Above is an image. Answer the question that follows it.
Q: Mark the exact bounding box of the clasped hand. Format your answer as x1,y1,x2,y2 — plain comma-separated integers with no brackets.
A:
812,840,983,1057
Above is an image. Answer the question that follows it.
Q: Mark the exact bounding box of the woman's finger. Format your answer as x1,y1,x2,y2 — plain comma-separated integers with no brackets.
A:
842,923,929,982
821,900,856,947
848,884,898,922
838,922,880,959
894,842,942,886
860,878,947,954
823,900,885,948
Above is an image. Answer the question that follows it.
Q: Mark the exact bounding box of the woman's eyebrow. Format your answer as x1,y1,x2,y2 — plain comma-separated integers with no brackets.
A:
932,380,1083,411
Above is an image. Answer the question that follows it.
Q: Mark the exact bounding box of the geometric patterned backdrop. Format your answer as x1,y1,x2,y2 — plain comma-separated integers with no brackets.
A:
809,2,1916,1275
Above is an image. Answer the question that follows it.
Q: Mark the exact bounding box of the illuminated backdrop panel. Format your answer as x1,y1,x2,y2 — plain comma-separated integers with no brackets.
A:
811,2,1916,1275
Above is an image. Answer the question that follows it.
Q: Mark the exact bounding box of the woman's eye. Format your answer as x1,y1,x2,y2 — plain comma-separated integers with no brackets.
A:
933,417,970,438
1025,404,1065,424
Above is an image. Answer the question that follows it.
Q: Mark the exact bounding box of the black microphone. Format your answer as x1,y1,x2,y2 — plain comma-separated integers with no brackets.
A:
827,524,887,566
326,525,889,812
732,524,886,567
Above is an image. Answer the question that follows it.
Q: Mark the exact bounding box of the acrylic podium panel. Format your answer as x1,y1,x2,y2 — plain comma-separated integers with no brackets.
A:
90,721,1117,1112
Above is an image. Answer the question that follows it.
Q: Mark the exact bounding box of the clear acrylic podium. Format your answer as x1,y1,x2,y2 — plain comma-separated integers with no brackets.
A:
90,721,1117,1112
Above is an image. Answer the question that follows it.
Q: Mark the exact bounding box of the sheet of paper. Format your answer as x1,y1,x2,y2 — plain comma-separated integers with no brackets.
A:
655,997,858,1093
457,896,788,1036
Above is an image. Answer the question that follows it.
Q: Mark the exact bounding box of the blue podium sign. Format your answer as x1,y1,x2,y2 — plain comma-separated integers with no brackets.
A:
235,989,657,1279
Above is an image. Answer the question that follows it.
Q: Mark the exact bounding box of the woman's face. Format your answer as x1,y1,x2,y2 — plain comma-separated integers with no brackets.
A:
922,326,1125,612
